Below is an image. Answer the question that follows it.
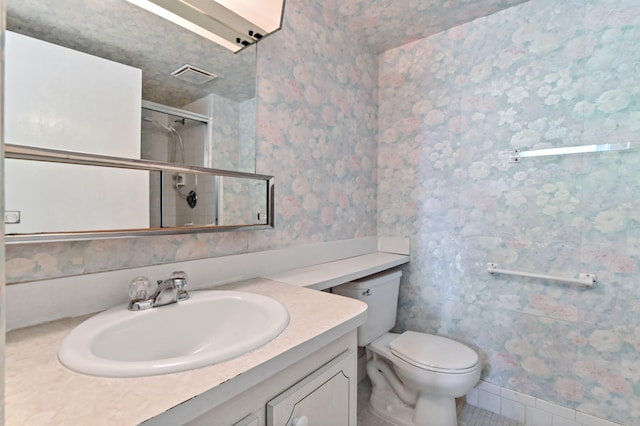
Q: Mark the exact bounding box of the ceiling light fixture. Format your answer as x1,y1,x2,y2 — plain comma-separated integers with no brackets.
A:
126,0,285,53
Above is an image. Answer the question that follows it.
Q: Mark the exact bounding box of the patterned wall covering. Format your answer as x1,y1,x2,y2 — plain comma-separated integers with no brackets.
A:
377,0,640,423
5,0,379,283
249,0,379,252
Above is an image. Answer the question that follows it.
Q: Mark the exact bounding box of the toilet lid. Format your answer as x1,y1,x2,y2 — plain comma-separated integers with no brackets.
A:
390,331,478,371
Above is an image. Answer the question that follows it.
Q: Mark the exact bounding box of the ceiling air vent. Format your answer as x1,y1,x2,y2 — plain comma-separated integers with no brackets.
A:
170,64,218,85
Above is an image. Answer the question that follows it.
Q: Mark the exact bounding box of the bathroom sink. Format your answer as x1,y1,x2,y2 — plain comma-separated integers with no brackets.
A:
58,290,289,377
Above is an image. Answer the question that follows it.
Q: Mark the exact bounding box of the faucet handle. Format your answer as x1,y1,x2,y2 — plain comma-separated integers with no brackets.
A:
171,271,189,289
129,276,153,301
171,271,189,302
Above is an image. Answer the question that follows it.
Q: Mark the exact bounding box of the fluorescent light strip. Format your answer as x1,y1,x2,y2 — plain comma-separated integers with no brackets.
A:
125,0,244,52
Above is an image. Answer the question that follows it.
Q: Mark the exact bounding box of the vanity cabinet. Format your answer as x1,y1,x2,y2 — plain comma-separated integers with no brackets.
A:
6,277,369,425
178,331,358,426
267,350,355,426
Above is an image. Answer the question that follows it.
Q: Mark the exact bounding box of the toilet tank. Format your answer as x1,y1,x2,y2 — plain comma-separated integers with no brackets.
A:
333,270,402,346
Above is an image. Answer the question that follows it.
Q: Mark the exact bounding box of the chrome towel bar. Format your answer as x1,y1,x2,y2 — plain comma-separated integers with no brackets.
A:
509,142,633,163
487,263,596,288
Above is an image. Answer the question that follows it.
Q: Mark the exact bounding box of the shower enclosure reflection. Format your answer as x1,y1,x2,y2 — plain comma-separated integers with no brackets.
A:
141,101,211,227
139,100,265,228
151,172,269,228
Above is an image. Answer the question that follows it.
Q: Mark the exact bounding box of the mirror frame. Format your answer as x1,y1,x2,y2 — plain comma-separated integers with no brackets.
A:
4,144,275,243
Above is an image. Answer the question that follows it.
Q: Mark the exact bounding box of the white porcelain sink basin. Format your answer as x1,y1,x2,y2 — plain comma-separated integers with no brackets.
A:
58,290,289,377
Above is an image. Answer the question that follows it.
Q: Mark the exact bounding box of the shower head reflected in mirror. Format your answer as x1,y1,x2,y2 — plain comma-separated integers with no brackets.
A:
142,116,196,208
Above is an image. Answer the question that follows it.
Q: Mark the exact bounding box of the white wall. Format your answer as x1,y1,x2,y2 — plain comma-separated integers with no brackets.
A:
4,32,148,233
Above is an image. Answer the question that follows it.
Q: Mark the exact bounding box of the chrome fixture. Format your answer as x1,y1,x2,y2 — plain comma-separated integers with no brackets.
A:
487,263,596,288
509,141,633,163
4,143,275,243
128,271,190,310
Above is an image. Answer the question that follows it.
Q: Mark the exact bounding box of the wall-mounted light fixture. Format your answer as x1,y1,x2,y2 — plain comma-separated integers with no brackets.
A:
125,0,285,53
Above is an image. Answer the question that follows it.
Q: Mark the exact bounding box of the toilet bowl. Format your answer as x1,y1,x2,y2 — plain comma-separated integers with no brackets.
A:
367,332,480,426
333,270,481,426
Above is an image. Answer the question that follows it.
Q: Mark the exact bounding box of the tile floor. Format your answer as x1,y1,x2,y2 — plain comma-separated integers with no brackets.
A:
357,379,524,426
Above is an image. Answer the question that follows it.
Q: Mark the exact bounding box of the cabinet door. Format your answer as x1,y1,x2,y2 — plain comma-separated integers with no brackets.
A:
267,350,355,426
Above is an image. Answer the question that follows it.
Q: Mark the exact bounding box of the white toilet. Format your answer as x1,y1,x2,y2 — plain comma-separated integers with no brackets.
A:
333,270,481,426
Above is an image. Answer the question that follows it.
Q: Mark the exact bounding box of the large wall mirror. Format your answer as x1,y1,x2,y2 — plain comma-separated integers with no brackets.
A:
4,0,276,242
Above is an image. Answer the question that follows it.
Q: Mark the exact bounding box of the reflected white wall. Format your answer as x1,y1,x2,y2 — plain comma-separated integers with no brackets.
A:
5,31,148,233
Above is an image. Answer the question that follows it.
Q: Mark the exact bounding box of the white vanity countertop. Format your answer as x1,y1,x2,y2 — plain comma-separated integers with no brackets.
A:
266,252,409,291
5,278,368,426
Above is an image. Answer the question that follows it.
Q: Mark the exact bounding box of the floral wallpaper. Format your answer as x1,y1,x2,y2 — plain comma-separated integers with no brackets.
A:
329,0,530,53
377,0,640,423
249,0,379,252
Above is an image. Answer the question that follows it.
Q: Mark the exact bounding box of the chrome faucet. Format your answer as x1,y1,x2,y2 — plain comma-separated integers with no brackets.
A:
128,271,190,311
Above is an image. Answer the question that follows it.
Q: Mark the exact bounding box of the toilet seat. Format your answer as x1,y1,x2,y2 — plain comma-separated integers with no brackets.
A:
389,331,479,374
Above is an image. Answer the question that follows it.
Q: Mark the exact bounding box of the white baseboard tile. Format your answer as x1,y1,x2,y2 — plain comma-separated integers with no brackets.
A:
526,405,554,426
466,380,623,426
575,412,626,426
553,415,584,426
500,397,526,424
